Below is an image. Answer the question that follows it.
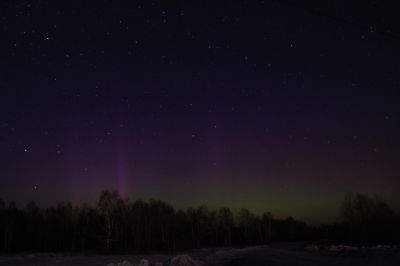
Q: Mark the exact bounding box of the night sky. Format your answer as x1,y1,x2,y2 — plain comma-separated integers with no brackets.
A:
1,1,399,224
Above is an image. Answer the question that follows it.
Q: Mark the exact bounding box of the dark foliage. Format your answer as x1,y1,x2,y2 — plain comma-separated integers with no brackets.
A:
321,193,400,245
0,191,313,253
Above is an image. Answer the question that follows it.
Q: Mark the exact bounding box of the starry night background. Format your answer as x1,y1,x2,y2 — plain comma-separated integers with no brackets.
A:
1,1,399,224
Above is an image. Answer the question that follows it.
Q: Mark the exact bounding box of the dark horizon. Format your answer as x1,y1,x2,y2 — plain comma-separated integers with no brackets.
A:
1,190,399,255
1,0,400,226
0,190,398,227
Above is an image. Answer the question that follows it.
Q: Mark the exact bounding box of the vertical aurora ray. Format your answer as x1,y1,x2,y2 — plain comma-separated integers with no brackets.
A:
116,142,128,197
115,113,130,198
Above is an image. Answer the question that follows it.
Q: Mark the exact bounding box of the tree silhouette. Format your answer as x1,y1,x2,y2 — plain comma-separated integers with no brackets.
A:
1,190,397,253
98,190,120,250
237,208,256,244
328,192,400,245
217,208,234,245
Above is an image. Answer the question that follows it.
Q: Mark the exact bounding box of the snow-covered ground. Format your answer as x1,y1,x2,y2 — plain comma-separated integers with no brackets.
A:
0,243,399,265
236,243,400,266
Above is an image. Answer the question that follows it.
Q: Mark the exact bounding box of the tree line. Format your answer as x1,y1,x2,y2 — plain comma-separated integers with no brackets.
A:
1,191,398,253
0,190,313,253
322,192,400,245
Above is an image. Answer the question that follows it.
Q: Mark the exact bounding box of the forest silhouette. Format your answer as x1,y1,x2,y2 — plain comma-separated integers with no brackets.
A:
0,191,399,253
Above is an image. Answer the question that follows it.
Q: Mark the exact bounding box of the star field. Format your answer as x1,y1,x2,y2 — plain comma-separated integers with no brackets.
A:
1,0,400,224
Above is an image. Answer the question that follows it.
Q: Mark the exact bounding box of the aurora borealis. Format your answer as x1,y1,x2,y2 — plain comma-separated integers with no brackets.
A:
1,1,399,224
